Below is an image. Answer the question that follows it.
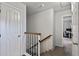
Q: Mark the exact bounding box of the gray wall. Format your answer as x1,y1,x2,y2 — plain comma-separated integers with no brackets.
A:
27,9,54,39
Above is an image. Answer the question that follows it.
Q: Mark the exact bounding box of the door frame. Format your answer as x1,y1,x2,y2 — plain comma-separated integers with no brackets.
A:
61,14,72,47
71,2,79,56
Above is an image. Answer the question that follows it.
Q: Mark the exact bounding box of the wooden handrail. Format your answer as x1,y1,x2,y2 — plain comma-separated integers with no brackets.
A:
39,35,52,43
24,32,41,35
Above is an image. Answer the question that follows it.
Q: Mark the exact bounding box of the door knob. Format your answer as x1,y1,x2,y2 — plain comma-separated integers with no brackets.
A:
73,42,78,45
0,34,1,38
18,35,21,37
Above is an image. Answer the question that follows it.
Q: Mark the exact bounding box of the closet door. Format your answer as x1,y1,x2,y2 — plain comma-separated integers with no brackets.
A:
7,5,22,56
10,9,22,56
0,4,22,56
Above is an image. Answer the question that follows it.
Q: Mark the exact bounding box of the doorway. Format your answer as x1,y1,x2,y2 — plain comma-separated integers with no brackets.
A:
62,16,72,56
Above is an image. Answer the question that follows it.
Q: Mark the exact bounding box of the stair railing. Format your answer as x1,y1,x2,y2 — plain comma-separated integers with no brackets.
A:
24,32,41,56
39,35,53,54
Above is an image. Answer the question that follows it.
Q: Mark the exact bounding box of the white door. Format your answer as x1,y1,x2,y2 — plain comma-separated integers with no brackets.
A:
71,2,79,56
0,3,22,56
0,4,7,55
8,7,21,56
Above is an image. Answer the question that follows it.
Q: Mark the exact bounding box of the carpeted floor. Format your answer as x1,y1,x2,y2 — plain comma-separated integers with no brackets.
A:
41,46,65,56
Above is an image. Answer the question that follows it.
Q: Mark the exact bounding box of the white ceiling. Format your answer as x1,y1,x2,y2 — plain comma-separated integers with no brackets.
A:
23,2,71,16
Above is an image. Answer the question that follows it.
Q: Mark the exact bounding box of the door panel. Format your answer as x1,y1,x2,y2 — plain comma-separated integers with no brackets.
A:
17,11,21,55
6,8,11,56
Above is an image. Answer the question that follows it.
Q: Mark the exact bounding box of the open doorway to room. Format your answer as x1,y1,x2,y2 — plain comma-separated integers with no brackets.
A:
62,15,72,56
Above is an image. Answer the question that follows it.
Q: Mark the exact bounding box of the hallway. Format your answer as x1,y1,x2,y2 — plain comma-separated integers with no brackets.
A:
0,2,79,56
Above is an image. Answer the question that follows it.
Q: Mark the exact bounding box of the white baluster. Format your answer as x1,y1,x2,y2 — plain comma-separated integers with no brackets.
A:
38,35,40,56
